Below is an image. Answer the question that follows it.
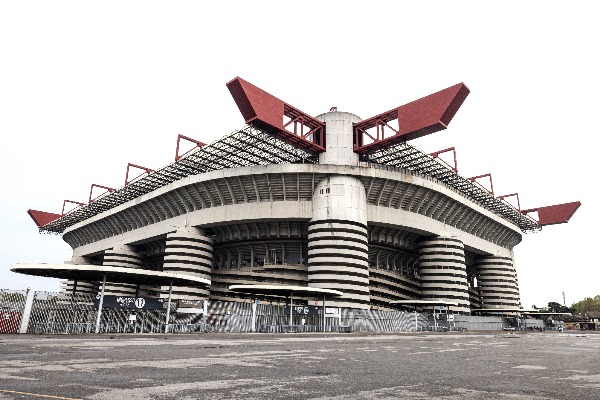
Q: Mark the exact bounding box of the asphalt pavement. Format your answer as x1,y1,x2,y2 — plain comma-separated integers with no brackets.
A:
1,330,599,399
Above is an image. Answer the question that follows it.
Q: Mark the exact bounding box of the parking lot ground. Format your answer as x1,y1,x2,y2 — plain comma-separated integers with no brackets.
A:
1,330,599,399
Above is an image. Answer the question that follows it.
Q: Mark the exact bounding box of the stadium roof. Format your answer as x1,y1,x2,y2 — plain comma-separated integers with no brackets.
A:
11,263,210,287
36,126,317,234
32,126,546,235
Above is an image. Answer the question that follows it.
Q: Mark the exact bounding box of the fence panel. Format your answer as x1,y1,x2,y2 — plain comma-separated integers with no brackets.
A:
0,290,27,334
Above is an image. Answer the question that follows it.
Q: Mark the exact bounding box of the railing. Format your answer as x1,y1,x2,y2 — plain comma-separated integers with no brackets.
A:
29,322,94,334
259,325,352,333
166,323,214,333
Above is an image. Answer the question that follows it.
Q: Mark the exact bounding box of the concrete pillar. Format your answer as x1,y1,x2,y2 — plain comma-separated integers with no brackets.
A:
417,236,470,314
316,111,361,166
101,245,142,296
62,256,98,295
309,111,369,310
251,301,257,333
19,288,35,334
161,227,213,301
475,255,521,308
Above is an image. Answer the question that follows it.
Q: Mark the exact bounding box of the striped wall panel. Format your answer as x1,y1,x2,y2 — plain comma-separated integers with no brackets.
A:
160,230,213,301
417,237,470,314
102,246,142,296
475,256,521,308
308,220,370,308
368,269,421,309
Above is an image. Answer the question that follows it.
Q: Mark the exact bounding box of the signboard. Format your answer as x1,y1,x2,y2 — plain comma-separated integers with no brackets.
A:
94,295,166,310
325,307,339,314
176,299,204,314
447,314,455,321
284,306,321,315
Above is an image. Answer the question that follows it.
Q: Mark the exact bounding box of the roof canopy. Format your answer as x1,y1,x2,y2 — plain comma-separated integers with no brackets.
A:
390,299,459,306
229,284,343,298
11,263,210,287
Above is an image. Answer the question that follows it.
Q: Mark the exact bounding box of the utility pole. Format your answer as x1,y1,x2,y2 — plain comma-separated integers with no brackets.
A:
562,291,566,307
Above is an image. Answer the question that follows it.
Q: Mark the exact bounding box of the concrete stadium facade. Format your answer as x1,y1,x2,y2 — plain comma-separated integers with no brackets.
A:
57,111,523,314
24,78,580,316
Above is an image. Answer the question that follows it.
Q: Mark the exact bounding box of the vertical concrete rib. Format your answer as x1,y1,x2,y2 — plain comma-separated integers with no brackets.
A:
160,228,213,300
309,111,369,309
475,255,521,308
418,236,470,314
102,245,142,296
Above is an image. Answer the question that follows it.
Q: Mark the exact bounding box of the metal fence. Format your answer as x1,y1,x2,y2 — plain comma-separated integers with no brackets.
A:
0,289,27,333
1,289,547,334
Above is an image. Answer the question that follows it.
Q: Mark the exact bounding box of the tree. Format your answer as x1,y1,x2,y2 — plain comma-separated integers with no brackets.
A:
572,295,600,314
547,301,575,314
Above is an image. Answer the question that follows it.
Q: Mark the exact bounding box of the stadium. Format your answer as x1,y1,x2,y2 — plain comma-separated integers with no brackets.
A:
10,77,581,333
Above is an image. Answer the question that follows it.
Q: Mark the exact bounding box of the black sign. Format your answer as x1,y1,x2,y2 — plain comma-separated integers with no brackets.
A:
284,306,321,315
94,295,166,310
178,299,204,308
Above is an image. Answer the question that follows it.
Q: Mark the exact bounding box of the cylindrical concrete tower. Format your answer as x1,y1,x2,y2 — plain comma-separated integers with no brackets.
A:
418,236,470,314
102,245,142,296
308,111,370,309
475,255,521,308
61,256,98,294
317,111,361,166
160,228,213,300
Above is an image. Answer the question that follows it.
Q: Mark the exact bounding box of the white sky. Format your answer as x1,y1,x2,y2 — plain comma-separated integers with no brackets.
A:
1,1,597,309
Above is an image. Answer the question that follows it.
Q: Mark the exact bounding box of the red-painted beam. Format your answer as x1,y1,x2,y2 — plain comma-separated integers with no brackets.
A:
497,193,521,211
468,173,494,196
175,134,205,161
522,201,581,226
226,77,325,154
125,163,154,185
89,184,114,203
354,83,470,155
27,209,61,228
61,200,85,216
430,147,458,172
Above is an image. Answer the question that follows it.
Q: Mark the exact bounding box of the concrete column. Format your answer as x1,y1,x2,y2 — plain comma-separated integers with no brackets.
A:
161,227,213,301
62,256,98,295
18,288,35,334
101,245,142,296
417,236,470,314
251,301,257,333
308,111,369,310
316,111,361,166
475,255,521,308
308,176,370,309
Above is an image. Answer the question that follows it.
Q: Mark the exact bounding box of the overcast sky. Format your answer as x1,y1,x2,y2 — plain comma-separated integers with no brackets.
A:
1,1,597,309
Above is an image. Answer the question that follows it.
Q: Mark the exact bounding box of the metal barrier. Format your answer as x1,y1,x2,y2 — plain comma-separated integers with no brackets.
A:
166,323,213,333
29,322,94,334
259,325,353,333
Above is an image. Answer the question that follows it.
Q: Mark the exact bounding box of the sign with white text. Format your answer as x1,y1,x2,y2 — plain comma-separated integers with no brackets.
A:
94,295,166,310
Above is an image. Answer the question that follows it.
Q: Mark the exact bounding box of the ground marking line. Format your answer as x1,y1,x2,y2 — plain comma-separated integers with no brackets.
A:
0,389,83,400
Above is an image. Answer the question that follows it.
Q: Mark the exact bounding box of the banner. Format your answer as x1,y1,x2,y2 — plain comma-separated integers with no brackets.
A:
94,295,166,310
284,306,321,315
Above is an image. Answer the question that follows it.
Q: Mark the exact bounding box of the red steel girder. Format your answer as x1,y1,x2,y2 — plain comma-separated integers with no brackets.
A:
497,193,521,211
430,147,458,172
521,201,581,226
468,173,494,196
175,134,205,161
354,83,470,155
89,183,115,203
27,209,61,228
125,163,154,186
227,77,325,154
62,200,85,216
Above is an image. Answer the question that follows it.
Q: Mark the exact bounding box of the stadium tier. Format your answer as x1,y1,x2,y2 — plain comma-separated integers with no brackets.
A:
20,77,580,314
